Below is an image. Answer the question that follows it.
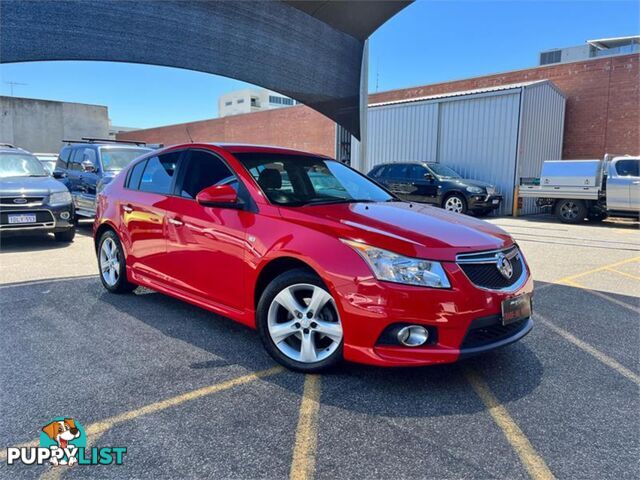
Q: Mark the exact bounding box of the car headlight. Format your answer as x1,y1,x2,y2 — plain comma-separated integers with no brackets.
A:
49,191,72,205
466,186,484,194
342,240,450,288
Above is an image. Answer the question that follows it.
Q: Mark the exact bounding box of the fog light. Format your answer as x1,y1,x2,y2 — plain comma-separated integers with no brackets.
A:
397,325,429,347
60,211,70,220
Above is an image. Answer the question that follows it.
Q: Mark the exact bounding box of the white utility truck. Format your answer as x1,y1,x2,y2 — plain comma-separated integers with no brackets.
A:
519,155,639,223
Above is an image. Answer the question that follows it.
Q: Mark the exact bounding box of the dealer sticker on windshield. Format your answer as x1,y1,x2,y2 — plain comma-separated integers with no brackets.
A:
501,293,532,325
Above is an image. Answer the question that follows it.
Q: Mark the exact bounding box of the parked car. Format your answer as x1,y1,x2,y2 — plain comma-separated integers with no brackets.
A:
94,144,533,372
0,145,75,241
34,153,59,175
368,162,502,215
519,155,640,223
54,139,153,219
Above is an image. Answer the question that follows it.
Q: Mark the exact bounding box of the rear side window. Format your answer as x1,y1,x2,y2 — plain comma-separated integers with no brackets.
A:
127,160,147,190
370,165,388,178
139,152,181,195
615,159,639,177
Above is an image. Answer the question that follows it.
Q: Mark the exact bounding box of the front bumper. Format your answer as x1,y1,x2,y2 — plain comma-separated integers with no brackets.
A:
467,194,503,211
0,203,75,234
333,260,534,367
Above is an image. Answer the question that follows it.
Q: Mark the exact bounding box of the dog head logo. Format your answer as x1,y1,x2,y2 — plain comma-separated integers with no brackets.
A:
42,419,80,449
39,418,86,466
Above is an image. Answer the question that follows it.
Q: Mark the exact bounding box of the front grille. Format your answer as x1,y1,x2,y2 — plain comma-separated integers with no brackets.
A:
457,245,525,291
0,210,55,227
0,196,44,207
461,316,529,349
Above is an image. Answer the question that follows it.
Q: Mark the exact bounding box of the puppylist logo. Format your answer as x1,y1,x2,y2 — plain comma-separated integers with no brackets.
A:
6,417,126,466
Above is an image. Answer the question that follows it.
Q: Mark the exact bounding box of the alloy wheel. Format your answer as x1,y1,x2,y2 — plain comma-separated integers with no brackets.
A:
445,196,464,213
100,237,120,287
560,201,579,220
267,283,343,364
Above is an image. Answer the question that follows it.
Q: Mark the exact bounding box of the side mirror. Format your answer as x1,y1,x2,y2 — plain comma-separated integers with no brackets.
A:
424,172,435,180
196,184,241,208
81,160,97,173
53,171,67,179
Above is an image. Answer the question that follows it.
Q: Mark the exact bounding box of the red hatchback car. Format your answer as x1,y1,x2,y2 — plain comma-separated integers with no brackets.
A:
94,144,533,372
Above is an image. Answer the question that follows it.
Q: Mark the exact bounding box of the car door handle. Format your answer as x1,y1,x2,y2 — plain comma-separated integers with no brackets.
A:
122,205,133,213
168,218,184,226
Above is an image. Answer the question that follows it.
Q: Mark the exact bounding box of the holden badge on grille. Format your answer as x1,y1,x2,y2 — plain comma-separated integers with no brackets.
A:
496,253,513,279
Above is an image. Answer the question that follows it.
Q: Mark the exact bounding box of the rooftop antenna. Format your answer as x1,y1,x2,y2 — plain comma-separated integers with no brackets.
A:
185,125,194,143
4,81,27,96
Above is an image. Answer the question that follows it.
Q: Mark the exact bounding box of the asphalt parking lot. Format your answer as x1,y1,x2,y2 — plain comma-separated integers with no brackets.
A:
1,215,638,480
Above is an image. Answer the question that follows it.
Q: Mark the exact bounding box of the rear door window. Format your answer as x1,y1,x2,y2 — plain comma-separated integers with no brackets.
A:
139,152,182,195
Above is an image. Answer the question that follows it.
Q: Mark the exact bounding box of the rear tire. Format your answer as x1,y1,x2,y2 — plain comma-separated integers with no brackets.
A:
97,230,136,293
256,269,343,372
555,199,587,224
54,228,76,243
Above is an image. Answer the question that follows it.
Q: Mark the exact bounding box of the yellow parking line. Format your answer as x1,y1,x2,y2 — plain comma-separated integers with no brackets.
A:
290,375,322,480
0,366,283,461
537,314,640,385
553,256,640,285
606,268,640,282
563,279,640,315
464,367,555,480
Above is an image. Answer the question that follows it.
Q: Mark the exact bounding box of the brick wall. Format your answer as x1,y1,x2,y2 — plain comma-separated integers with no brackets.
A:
119,54,639,160
118,104,336,157
368,54,639,159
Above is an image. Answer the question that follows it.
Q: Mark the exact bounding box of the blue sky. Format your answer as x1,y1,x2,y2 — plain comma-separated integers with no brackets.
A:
1,0,637,129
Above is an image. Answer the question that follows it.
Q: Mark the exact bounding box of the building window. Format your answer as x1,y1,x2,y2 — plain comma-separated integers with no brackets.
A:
251,97,259,107
237,99,244,104
225,101,232,106
540,50,561,65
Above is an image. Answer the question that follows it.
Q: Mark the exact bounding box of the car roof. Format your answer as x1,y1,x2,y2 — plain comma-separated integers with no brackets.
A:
162,142,332,159
66,143,152,150
0,146,33,155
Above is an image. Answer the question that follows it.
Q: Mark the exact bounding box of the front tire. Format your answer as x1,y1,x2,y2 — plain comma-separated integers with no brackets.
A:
256,269,343,372
97,230,136,293
443,193,467,214
54,228,75,243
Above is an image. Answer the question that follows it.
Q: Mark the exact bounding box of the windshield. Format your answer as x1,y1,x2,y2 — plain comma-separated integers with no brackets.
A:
0,153,48,178
427,163,462,179
100,147,151,172
235,153,394,206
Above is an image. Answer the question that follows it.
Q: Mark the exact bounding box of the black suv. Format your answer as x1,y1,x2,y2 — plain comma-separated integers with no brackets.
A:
54,139,153,219
0,145,75,241
368,162,502,215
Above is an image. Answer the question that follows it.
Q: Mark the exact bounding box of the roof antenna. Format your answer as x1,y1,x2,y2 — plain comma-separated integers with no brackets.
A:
185,125,194,143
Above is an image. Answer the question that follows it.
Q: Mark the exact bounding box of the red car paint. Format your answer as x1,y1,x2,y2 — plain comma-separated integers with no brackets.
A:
94,143,533,367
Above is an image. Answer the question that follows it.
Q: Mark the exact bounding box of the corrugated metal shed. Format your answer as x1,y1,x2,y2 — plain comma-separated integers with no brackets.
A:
353,80,566,215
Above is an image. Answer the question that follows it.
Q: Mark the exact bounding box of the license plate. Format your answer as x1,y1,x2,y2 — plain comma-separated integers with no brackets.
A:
8,214,37,224
492,199,500,204
501,293,532,325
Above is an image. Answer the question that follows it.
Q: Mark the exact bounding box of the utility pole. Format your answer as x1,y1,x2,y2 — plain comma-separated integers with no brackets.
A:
4,81,27,96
